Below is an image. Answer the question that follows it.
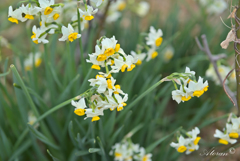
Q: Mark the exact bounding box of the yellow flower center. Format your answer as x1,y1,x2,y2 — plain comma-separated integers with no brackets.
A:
25,65,32,71
114,85,121,94
142,155,148,161
181,96,191,101
111,60,115,66
25,14,34,20
68,32,78,42
40,21,42,26
96,74,104,79
74,109,86,116
44,7,53,15
229,132,239,138
31,32,38,44
189,149,195,152
83,15,94,21
117,106,123,111
97,54,107,61
203,85,208,92
127,64,135,71
122,102,127,106
106,74,112,78
136,60,142,65
92,116,100,122
194,137,201,145
107,79,113,89
8,17,18,24
193,90,204,97
164,51,173,60
177,145,187,153
121,64,128,72
118,2,126,11
219,139,228,145
53,13,60,20
115,44,120,52
35,58,42,67
104,48,115,56
91,65,101,70
155,37,163,47
115,152,122,157
151,51,158,59
110,108,115,111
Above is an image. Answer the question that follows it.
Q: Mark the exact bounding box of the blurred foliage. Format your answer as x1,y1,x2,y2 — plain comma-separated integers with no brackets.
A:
0,0,238,161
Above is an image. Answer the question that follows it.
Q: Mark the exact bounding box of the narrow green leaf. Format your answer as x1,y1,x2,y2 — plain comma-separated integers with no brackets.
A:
47,149,60,161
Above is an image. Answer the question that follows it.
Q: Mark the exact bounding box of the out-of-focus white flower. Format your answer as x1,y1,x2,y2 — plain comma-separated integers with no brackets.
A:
31,25,57,44
8,6,27,24
85,108,104,122
41,6,62,25
106,11,121,23
170,136,189,153
163,46,174,62
135,1,150,17
133,147,152,161
206,64,230,85
71,98,87,116
71,14,89,31
59,24,81,42
39,0,55,15
146,26,163,48
214,129,237,145
24,52,42,71
146,47,158,61
28,111,39,128
20,4,41,20
79,5,98,21
200,0,228,15
91,0,104,7
131,51,146,65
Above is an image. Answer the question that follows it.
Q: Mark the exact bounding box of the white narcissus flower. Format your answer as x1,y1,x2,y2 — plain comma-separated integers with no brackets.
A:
39,0,55,15
206,64,230,85
185,127,201,154
214,129,237,145
146,26,163,48
146,47,158,62
188,76,208,97
130,51,146,65
207,0,228,15
170,136,189,153
84,108,104,122
106,11,121,23
172,86,192,104
163,46,174,62
114,94,128,111
59,24,81,42
71,14,89,31
226,123,239,139
112,55,136,73
24,52,42,71
71,98,87,116
135,1,150,17
91,0,104,7
31,25,57,44
185,66,196,76
109,142,133,161
133,147,152,161
8,6,27,24
41,6,62,25
79,6,98,21
20,4,41,20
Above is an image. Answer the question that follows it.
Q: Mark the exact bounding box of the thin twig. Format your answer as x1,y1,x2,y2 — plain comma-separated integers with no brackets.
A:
195,35,238,109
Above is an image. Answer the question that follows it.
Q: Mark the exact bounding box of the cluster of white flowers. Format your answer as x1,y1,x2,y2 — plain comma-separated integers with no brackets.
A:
199,0,228,15
87,36,137,73
214,114,240,145
72,36,136,122
130,26,163,65
24,52,42,71
170,127,201,154
7,0,105,44
110,140,152,161
171,67,209,104
206,64,235,85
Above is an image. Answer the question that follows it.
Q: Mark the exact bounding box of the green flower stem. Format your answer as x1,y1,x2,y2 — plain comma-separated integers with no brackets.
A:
67,41,75,80
116,79,164,122
236,2,240,116
10,65,55,144
105,62,109,74
13,95,79,150
77,5,86,76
